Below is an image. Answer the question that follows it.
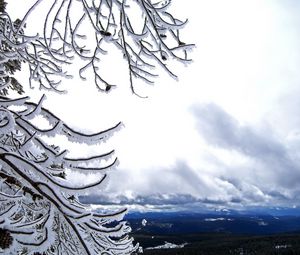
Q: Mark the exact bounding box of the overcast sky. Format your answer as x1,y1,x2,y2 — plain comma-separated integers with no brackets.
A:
7,0,300,211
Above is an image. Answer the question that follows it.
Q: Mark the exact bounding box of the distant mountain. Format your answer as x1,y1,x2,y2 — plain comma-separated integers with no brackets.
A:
237,206,300,216
125,211,300,235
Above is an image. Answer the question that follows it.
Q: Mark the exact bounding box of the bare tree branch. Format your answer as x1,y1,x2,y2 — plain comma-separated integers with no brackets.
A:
1,0,194,95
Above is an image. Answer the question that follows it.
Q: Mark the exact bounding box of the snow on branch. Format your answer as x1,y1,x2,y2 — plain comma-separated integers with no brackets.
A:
0,95,137,254
1,0,194,96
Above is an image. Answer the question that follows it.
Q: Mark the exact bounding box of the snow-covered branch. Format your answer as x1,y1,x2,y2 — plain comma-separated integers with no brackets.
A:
1,0,194,96
0,95,137,254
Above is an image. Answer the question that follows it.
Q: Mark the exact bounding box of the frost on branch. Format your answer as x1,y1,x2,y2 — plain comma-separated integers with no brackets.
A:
0,6,24,96
3,0,194,96
0,0,194,253
0,95,137,254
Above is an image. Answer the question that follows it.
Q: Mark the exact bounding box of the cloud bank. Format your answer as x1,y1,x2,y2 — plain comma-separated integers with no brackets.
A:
9,0,300,211
91,96,300,211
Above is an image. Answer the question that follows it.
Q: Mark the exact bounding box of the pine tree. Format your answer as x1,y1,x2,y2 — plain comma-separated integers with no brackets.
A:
0,0,23,95
0,0,192,254
0,94,136,254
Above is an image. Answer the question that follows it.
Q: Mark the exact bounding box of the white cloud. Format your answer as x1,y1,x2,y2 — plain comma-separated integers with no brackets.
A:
6,0,300,210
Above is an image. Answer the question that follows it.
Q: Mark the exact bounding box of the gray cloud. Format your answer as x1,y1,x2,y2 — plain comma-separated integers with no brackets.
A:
106,161,216,199
80,193,199,206
191,103,285,158
191,103,300,196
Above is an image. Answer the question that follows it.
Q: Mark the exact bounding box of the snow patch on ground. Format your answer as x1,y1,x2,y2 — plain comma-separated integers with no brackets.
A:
275,244,291,249
146,242,188,250
142,219,147,226
204,217,234,222
258,221,268,226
